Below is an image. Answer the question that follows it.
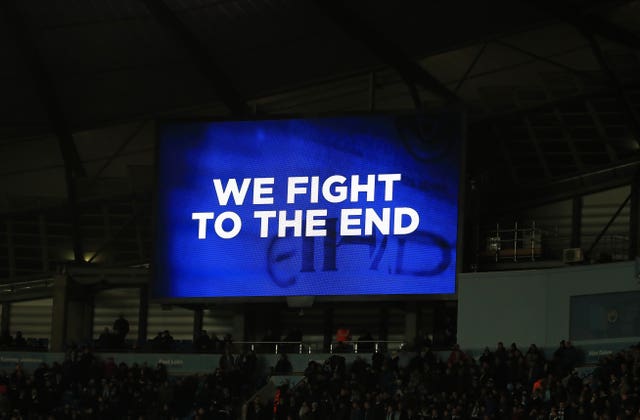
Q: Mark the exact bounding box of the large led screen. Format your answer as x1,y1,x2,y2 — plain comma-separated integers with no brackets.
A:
154,114,462,298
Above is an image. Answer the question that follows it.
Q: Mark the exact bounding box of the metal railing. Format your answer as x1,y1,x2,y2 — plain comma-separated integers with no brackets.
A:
329,340,406,354
483,221,543,262
231,340,407,354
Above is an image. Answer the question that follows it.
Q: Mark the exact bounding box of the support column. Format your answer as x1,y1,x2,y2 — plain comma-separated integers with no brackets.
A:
404,302,417,350
379,305,389,352
65,292,93,346
322,305,334,353
6,220,15,281
630,171,640,260
244,306,256,342
193,307,203,341
571,196,583,249
232,306,245,343
1,303,10,338
38,214,50,272
137,285,148,346
50,274,69,352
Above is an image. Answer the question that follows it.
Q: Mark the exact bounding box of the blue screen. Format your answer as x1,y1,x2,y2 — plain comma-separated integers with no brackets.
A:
154,114,461,298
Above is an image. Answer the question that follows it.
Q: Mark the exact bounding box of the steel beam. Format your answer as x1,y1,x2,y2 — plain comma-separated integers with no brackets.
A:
140,0,249,117
493,39,594,82
583,30,640,147
523,116,553,179
585,192,631,259
455,43,487,93
629,170,640,259
552,107,585,172
310,0,459,104
484,157,640,215
138,285,149,346
585,100,618,162
88,122,148,189
471,81,640,125
490,123,519,184
1,1,86,262
0,2,85,177
528,0,640,51
571,196,583,248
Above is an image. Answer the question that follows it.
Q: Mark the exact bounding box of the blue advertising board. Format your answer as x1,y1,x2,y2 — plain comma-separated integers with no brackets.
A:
154,114,461,298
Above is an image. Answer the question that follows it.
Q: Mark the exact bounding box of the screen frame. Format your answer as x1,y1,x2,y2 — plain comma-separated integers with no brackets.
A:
151,110,466,304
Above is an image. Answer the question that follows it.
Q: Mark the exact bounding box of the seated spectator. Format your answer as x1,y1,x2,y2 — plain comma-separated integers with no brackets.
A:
282,328,303,353
222,333,234,353
246,395,271,420
0,331,12,348
274,353,293,375
413,329,432,352
209,331,221,353
357,331,375,353
219,349,235,372
494,341,507,363
525,343,543,362
509,342,523,359
97,327,115,349
194,329,211,353
336,327,351,343
260,329,279,353
151,330,174,352
334,327,352,353
447,343,467,364
151,331,164,351
13,331,27,349
162,330,174,351
112,313,130,344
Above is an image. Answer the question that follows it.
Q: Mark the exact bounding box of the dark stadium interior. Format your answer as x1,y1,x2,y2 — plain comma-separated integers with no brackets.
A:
0,0,639,418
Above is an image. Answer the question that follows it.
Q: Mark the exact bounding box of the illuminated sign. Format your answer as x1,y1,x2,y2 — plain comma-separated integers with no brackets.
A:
154,114,461,298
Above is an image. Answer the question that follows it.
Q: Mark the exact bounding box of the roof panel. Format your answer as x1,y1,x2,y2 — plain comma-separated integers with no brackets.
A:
55,65,218,127
35,18,193,80
347,0,549,57
17,0,149,29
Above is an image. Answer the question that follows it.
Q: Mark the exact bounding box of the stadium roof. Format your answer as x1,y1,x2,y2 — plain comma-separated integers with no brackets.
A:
0,0,639,281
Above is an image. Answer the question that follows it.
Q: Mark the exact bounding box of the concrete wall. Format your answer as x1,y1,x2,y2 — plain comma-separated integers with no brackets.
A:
458,261,639,349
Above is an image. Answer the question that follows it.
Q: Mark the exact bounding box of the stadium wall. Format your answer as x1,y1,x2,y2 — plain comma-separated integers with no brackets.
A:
458,261,639,350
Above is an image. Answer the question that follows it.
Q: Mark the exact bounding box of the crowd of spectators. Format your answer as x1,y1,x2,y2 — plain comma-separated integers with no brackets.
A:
94,324,239,354
0,331,48,352
0,344,263,419
0,338,638,418
255,341,640,420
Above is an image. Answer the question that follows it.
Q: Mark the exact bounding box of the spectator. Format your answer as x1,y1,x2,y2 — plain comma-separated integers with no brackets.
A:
194,329,212,352
282,328,303,353
113,313,130,344
209,331,222,353
0,331,12,348
335,328,353,353
219,349,235,372
222,333,234,353
247,395,271,420
357,331,375,353
162,330,174,350
274,353,293,375
151,330,174,352
13,331,27,349
494,341,507,364
412,330,432,352
97,327,115,349
447,343,467,365
260,329,279,353
151,331,164,351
